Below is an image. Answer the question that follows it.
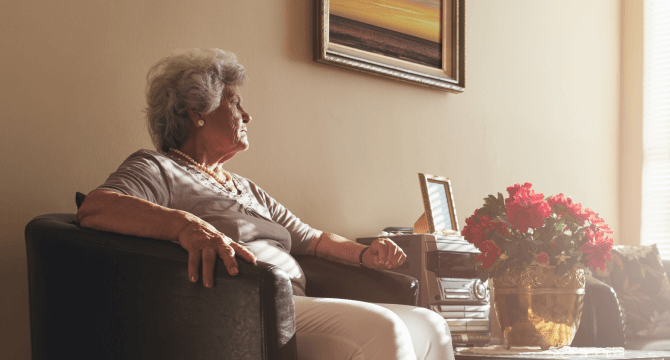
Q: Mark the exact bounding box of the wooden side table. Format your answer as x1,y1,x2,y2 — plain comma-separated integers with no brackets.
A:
454,349,670,360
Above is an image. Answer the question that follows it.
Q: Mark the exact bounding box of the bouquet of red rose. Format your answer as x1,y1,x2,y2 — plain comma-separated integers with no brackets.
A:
463,182,614,281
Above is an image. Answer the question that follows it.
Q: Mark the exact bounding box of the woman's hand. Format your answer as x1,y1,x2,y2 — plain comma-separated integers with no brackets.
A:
362,238,406,270
177,221,257,288
305,232,407,269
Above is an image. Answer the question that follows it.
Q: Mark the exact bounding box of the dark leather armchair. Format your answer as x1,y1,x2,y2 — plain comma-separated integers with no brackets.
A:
571,261,670,350
25,214,419,360
570,275,626,348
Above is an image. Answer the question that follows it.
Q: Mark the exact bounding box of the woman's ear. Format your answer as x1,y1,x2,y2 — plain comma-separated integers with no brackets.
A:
186,109,203,127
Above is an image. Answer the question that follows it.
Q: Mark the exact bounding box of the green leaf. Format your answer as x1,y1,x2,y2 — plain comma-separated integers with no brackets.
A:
554,221,566,232
478,270,489,283
479,194,506,218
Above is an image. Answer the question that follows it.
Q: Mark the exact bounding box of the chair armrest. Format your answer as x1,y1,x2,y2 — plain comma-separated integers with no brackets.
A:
25,214,296,360
294,255,419,306
572,275,626,348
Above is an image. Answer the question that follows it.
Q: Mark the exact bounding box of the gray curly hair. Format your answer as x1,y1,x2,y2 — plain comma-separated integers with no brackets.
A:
145,49,246,152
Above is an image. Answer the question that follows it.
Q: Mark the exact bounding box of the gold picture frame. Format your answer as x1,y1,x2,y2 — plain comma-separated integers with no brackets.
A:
314,0,465,92
418,173,459,234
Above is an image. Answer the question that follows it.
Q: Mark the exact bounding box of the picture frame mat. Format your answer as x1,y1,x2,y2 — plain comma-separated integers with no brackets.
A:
327,43,456,83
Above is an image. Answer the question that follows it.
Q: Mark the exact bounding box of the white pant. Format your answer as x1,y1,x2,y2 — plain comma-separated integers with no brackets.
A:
294,296,455,360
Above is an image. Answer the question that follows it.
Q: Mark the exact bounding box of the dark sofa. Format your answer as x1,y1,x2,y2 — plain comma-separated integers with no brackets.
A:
25,213,419,360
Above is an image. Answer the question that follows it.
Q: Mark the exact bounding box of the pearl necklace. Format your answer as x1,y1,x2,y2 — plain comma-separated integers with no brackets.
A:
169,148,241,193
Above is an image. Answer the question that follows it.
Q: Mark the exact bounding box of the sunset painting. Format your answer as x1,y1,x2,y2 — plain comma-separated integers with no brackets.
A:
329,0,443,68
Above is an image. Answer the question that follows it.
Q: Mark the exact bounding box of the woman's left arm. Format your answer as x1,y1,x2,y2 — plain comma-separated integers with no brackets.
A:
251,182,405,269
304,231,406,270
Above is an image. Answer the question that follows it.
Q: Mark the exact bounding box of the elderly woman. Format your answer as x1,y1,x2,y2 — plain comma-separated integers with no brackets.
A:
77,48,454,360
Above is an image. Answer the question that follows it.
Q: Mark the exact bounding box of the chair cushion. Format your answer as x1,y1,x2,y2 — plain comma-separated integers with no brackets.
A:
590,244,670,340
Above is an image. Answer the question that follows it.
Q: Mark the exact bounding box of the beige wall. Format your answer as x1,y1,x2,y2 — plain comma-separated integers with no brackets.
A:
1,0,622,357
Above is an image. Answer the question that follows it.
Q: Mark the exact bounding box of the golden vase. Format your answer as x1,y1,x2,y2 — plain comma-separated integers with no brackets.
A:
491,266,585,349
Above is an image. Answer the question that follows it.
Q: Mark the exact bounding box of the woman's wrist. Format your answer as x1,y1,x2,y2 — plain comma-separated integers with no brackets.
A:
359,246,370,267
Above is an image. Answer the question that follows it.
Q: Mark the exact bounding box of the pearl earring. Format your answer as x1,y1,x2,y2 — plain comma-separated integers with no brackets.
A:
197,119,205,127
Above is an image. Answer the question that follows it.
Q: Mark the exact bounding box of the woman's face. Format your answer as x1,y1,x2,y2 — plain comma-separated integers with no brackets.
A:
201,85,252,155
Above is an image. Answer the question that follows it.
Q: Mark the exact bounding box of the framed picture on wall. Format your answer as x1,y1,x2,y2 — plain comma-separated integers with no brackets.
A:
418,173,459,234
314,0,465,92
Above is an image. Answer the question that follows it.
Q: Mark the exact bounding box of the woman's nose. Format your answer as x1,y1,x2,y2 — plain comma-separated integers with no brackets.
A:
243,111,252,123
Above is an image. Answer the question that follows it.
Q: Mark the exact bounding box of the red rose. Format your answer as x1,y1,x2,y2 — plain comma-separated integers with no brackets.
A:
589,213,613,234
493,221,510,237
548,194,590,225
581,237,613,271
571,205,591,225
585,226,613,244
582,224,614,271
463,211,510,248
505,183,551,233
600,223,613,234
506,183,529,198
462,224,486,247
548,194,608,229
476,240,501,269
548,193,571,216
463,211,488,247
536,252,549,266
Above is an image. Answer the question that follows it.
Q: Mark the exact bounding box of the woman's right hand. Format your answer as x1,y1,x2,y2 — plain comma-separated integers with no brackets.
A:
78,190,255,288
177,220,257,288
